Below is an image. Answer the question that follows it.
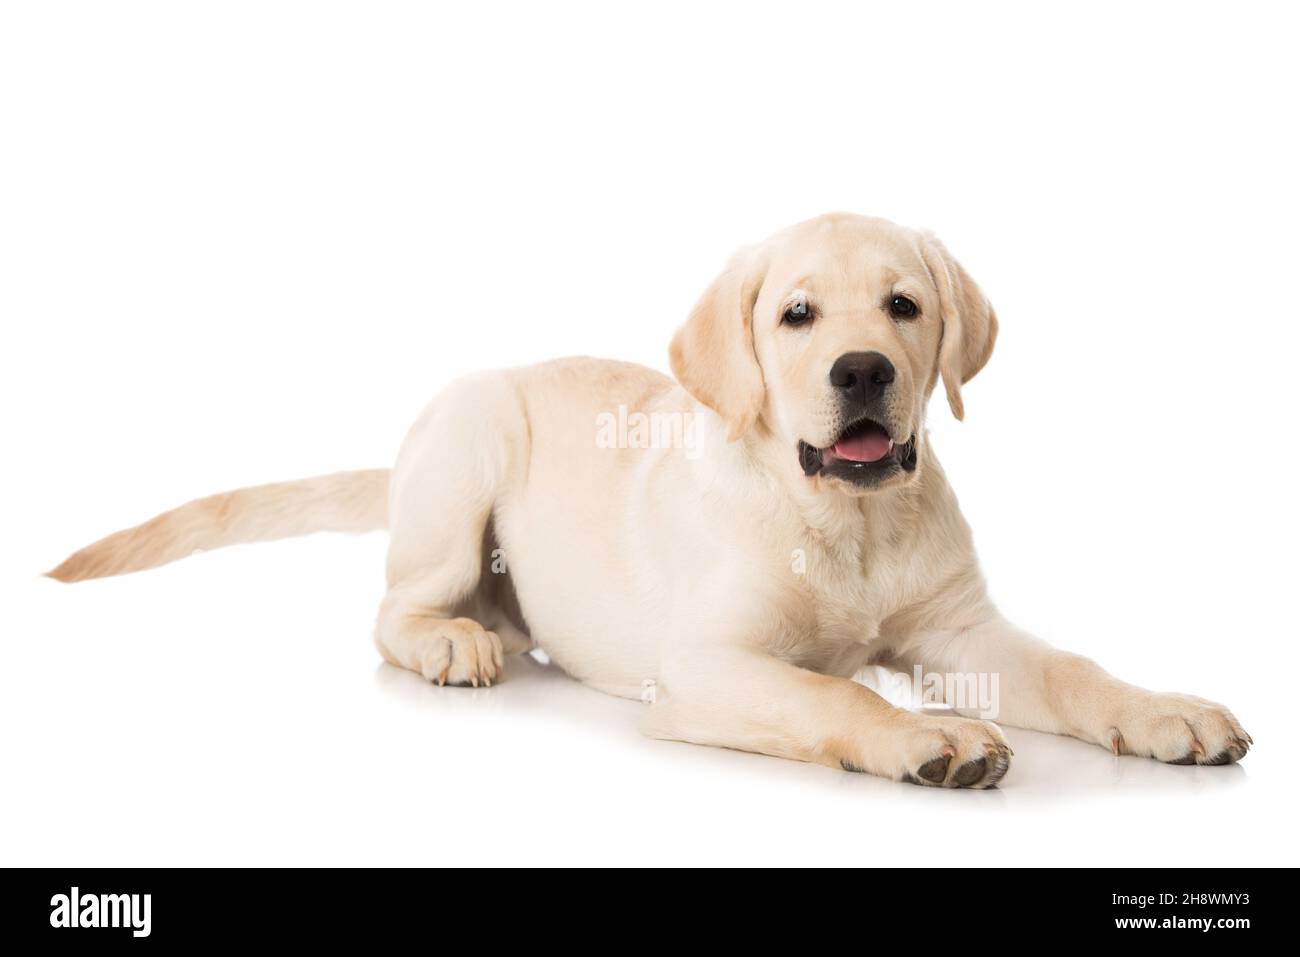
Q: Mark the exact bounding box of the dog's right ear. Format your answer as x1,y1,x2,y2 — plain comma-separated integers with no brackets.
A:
669,246,767,442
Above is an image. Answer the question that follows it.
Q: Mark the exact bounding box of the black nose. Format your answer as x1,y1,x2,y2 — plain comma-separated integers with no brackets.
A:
829,351,895,405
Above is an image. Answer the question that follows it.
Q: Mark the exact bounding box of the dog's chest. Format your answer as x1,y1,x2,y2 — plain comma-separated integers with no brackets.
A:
783,529,929,666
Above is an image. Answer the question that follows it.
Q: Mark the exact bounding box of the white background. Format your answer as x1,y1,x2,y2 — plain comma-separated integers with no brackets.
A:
3,1,1297,866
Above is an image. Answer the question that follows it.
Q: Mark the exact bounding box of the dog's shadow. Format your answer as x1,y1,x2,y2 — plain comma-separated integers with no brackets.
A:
372,649,646,743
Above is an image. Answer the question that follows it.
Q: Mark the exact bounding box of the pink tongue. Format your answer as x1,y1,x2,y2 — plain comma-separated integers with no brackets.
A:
833,426,892,463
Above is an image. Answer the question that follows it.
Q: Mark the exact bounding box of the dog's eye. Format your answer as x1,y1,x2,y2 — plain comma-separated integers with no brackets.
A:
782,299,813,326
888,295,918,319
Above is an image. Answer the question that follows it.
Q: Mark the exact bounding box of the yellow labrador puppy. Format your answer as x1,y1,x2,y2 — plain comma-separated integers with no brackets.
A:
50,213,1250,787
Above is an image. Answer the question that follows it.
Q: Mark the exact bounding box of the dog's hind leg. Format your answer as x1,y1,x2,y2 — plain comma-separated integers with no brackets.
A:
374,374,525,687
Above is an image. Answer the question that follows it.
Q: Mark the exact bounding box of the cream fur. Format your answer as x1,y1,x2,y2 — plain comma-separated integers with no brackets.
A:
49,213,1250,787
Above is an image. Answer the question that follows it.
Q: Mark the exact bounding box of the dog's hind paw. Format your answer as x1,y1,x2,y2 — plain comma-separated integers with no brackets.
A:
411,618,504,688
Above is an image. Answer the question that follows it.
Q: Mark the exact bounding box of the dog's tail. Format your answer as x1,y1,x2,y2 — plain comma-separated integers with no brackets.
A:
46,469,391,583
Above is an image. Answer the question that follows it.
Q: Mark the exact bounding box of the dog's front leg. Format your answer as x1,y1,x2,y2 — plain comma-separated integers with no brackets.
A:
897,614,1251,765
641,646,1010,787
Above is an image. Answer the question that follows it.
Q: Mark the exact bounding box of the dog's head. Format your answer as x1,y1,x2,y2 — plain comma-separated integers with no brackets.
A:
670,214,996,494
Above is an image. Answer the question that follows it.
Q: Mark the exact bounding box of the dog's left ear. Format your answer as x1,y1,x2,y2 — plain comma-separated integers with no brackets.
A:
921,235,998,421
669,246,768,441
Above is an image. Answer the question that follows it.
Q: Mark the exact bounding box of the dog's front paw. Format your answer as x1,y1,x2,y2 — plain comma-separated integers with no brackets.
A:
841,715,1012,788
1105,692,1251,765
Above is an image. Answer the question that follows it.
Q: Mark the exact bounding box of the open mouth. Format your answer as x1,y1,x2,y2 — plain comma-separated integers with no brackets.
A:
798,418,917,484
